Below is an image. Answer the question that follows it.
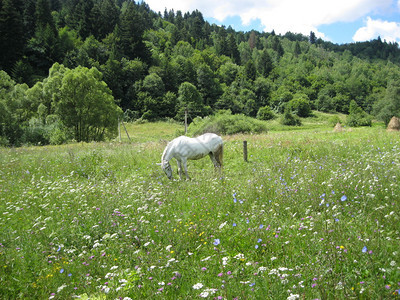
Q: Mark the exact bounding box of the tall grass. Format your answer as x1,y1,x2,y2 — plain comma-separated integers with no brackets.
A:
0,124,399,299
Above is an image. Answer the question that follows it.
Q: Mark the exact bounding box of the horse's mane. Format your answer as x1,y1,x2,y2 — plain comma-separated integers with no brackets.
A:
161,140,173,162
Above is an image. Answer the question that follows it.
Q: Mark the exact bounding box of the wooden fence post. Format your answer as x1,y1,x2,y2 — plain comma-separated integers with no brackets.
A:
243,140,248,162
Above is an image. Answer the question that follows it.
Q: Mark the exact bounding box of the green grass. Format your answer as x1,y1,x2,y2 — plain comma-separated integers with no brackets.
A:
0,120,399,299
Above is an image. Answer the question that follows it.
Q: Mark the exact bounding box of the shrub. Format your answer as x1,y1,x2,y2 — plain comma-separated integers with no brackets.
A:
329,115,342,127
188,110,267,135
287,95,312,117
257,105,275,120
346,100,372,127
280,108,302,126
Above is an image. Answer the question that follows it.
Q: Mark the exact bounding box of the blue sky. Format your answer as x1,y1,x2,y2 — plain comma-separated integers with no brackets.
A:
144,0,400,45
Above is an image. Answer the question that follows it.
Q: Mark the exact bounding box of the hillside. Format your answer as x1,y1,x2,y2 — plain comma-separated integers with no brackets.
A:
1,0,400,146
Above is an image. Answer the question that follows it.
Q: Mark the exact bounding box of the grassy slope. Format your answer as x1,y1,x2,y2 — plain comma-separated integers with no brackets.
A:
0,116,399,299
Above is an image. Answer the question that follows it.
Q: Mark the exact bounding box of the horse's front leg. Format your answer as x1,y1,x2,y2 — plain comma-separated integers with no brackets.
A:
182,159,190,180
176,160,183,180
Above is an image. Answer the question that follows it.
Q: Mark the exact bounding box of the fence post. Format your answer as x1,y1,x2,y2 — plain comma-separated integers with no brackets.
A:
118,118,121,142
184,107,188,135
243,140,248,162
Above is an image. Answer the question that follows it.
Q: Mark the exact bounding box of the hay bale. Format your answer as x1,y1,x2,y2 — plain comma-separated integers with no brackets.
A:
333,122,344,132
387,116,400,132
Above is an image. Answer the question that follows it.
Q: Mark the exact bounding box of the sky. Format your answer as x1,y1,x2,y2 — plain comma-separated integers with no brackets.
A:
143,0,400,45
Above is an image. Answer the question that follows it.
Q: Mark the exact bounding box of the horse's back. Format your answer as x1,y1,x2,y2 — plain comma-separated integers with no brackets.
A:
171,133,222,160
195,133,222,150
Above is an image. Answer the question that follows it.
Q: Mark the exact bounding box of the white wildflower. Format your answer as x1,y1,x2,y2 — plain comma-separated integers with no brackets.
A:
57,284,67,293
287,293,299,300
193,283,203,289
258,266,267,272
199,291,209,298
219,221,227,229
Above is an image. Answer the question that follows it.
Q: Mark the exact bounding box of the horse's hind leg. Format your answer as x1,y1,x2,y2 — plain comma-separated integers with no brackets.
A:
209,153,221,168
212,144,223,168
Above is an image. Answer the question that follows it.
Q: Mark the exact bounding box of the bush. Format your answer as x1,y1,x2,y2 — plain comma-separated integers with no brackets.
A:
188,110,267,135
346,100,372,127
287,95,311,117
257,105,275,120
329,115,342,127
280,109,302,126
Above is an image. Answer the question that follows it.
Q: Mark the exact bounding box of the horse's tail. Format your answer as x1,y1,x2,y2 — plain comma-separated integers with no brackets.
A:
215,142,223,167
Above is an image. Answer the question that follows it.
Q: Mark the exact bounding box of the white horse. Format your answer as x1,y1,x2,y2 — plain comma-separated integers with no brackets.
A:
159,133,223,180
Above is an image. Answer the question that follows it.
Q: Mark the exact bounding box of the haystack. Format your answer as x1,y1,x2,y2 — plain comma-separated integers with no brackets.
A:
333,122,344,132
387,116,400,132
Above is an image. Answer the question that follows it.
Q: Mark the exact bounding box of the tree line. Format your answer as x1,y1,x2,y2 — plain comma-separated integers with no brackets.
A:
1,0,400,145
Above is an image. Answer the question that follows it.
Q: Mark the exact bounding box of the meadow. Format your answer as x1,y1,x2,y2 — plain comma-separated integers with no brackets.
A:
0,120,399,299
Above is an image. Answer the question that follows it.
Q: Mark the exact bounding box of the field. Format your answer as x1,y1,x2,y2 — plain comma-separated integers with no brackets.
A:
1,120,399,299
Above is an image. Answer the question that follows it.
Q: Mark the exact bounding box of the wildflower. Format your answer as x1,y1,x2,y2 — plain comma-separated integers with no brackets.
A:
259,224,264,229
257,238,262,243
193,283,203,289
219,222,227,229
255,245,259,249
213,239,220,246
362,246,367,253
201,267,207,271
57,284,67,293
60,268,64,273
287,293,299,300
199,291,209,298
218,272,223,277
341,195,347,201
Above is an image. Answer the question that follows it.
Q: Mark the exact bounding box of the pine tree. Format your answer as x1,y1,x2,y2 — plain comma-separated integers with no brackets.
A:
116,2,150,63
0,0,25,72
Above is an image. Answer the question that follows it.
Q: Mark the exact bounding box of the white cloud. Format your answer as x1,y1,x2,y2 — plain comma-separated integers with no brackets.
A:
353,17,400,42
144,0,392,38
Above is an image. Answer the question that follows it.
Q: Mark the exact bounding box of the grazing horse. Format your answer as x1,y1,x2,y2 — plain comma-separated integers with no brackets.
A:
159,133,223,180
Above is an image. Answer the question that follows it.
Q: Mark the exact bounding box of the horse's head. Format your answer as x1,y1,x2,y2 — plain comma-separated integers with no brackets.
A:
160,160,173,180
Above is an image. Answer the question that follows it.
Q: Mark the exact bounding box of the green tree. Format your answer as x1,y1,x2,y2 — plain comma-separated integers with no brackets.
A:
0,0,25,72
142,73,165,99
257,49,274,77
196,63,221,107
91,0,119,39
116,1,151,63
346,100,372,127
55,65,122,141
374,80,400,125
257,105,275,120
176,82,210,121
244,59,257,81
287,93,312,117
218,62,240,86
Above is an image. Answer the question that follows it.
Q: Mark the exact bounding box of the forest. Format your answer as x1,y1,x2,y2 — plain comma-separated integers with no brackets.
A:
1,0,400,146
